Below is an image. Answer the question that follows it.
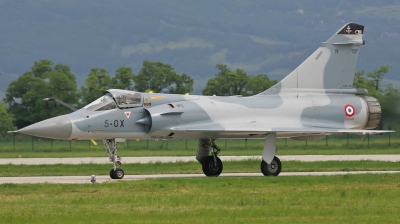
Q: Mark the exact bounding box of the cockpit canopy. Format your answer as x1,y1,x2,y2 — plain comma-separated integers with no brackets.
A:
84,95,117,111
84,89,143,111
106,89,142,108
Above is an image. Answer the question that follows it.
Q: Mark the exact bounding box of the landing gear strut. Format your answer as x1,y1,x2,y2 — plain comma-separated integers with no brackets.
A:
200,139,223,177
103,139,125,179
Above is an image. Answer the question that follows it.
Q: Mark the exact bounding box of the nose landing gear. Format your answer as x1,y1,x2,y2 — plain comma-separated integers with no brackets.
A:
200,139,223,177
109,168,125,179
103,139,125,179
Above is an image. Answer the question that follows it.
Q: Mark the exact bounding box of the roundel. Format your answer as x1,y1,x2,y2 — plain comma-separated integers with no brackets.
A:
344,104,355,117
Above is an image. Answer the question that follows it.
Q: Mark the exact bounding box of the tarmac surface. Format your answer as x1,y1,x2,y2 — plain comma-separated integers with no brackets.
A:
1,155,399,184
1,154,400,165
1,171,400,184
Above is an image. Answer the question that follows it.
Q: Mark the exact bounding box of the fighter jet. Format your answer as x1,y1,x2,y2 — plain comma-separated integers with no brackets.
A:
12,23,390,179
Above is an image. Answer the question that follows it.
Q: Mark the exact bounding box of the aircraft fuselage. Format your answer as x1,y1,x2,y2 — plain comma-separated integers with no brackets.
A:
64,90,373,141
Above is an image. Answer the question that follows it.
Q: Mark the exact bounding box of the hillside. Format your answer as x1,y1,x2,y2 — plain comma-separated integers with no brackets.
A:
1,0,400,95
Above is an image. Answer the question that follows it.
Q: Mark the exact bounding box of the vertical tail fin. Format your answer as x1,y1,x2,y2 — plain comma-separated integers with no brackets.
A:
262,23,365,94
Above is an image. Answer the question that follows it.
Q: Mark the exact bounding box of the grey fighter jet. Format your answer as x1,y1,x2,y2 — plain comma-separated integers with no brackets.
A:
13,23,391,179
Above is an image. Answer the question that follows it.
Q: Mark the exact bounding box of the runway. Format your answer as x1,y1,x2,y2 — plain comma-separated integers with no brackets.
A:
1,155,399,184
1,171,400,184
1,154,400,165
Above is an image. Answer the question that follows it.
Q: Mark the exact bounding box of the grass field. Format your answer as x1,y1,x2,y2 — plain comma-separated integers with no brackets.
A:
1,148,400,158
0,174,399,223
1,136,399,223
1,160,400,177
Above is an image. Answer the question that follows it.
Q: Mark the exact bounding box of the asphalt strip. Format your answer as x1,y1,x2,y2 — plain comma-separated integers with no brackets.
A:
1,171,400,184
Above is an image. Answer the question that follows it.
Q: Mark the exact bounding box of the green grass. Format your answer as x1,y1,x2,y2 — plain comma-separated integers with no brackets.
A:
1,160,400,177
0,147,400,158
1,133,400,158
1,174,400,223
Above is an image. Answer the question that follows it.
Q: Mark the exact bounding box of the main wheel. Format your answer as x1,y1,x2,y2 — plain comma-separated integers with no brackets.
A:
260,156,281,176
113,168,125,179
202,156,223,177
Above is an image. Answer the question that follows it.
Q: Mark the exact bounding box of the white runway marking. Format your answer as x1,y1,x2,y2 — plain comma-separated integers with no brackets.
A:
1,155,400,165
1,171,399,184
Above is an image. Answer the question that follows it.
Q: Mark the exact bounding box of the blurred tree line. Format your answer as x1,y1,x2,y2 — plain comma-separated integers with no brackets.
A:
2,59,276,129
1,60,399,133
353,65,400,130
202,64,277,96
3,60,195,129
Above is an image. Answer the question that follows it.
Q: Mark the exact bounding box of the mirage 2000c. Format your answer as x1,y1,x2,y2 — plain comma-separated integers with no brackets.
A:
12,23,390,179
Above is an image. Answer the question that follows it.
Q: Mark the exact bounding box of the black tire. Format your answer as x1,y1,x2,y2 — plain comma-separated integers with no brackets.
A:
260,156,281,176
113,168,125,179
202,156,223,177
109,169,115,179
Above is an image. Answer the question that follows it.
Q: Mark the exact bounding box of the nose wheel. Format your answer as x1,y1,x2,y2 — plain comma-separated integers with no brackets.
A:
200,139,223,177
103,139,125,179
110,168,125,179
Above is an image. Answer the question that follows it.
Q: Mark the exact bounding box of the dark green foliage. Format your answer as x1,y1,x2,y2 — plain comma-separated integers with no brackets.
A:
111,66,134,90
77,61,194,106
4,60,78,128
79,68,112,105
79,66,135,106
31,59,53,78
354,65,400,130
0,103,15,135
202,64,276,96
245,74,278,95
133,61,193,94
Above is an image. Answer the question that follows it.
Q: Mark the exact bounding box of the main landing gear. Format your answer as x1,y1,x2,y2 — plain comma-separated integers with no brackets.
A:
103,139,125,179
260,156,281,176
197,136,282,177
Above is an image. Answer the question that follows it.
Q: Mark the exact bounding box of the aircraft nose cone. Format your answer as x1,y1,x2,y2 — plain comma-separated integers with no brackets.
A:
17,115,72,140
